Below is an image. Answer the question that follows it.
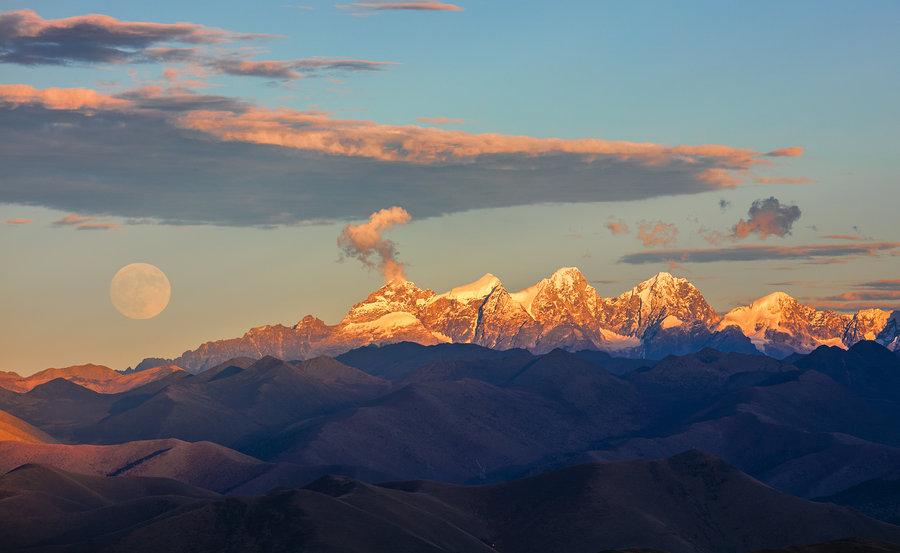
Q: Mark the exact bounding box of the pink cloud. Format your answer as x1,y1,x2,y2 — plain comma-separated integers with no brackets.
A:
636,220,678,247
76,222,119,231
0,85,806,192
341,1,463,11
821,234,864,241
605,219,630,235
176,105,788,171
4,219,33,224
53,213,96,226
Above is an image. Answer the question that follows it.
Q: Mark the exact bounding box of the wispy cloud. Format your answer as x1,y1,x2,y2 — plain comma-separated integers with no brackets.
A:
339,1,463,13
52,213,117,231
765,147,804,157
75,222,119,231
53,213,95,226
4,218,33,224
605,218,630,235
619,242,900,264
820,234,864,241
636,220,678,247
416,116,463,124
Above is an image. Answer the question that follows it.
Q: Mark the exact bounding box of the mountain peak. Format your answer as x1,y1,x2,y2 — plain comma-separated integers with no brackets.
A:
436,273,502,301
752,291,797,308
548,266,585,284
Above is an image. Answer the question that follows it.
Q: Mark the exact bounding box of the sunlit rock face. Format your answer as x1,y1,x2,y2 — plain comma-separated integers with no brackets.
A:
157,269,896,372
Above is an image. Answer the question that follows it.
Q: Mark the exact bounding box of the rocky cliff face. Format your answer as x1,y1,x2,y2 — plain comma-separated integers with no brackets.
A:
161,268,896,372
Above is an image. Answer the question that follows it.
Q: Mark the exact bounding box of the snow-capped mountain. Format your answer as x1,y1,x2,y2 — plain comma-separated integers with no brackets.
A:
155,269,897,372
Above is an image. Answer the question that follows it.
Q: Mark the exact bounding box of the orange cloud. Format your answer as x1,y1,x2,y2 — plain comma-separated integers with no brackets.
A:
636,220,678,247
821,234,864,241
53,213,96,226
4,219,33,224
765,147,804,157
605,219,630,235
338,207,412,283
0,84,128,110
76,222,119,231
176,105,784,170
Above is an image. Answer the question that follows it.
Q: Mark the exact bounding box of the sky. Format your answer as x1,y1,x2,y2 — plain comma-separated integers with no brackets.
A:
1,1,898,374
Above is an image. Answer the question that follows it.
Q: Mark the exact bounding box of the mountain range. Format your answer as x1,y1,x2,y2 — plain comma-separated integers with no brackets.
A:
138,268,897,373
2,340,900,550
3,452,900,553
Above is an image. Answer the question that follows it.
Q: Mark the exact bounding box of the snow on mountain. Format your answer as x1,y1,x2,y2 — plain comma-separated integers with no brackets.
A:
435,273,502,301
717,292,852,357
160,269,897,372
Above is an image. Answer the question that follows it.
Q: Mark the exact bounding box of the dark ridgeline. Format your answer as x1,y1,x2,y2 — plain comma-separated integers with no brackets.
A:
1,341,900,551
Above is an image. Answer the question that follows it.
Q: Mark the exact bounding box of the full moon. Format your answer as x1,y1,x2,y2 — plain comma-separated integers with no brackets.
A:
110,263,171,319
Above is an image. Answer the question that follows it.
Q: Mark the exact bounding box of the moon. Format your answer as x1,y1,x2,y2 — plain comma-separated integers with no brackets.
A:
110,263,171,319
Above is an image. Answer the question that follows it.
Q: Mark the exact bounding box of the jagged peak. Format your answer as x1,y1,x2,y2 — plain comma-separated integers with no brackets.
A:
435,273,502,301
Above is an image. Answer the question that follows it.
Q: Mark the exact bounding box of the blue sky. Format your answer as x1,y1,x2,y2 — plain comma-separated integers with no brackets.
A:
1,1,898,373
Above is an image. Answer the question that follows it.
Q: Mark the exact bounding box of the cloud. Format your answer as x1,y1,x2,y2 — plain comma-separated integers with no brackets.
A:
0,85,807,227
605,218,630,235
731,197,801,240
76,222,118,231
416,116,463,125
53,213,95,226
821,234,864,241
338,206,411,282
619,242,900,264
209,57,395,79
0,9,266,66
854,279,900,291
0,84,129,110
0,11,392,82
698,227,726,246
4,218,33,224
719,199,731,210
340,2,463,12
821,291,900,302
765,147,804,157
52,213,117,230
636,220,678,247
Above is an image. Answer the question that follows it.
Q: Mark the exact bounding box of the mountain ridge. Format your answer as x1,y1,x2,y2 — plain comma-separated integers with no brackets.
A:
133,268,897,372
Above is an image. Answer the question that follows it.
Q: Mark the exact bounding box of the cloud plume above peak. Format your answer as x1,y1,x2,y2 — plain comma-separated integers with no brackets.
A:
338,207,412,282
